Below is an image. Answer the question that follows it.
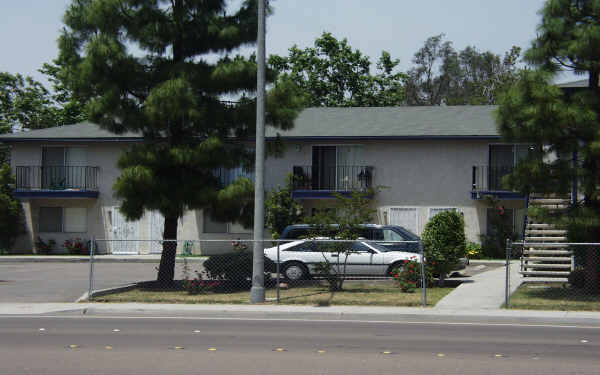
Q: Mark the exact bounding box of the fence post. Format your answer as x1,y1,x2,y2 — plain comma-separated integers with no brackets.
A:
505,238,511,309
88,237,95,302
276,241,280,303
420,240,427,307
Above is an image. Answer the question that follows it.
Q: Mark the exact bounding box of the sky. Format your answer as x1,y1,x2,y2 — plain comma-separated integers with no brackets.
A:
0,0,578,87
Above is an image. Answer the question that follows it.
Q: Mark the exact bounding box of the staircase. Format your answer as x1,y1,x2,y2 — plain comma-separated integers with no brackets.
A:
520,197,574,282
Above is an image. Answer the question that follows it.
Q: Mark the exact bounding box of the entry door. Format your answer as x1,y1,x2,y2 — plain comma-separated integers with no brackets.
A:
111,207,140,254
148,210,165,254
312,146,336,190
388,208,418,234
41,147,65,189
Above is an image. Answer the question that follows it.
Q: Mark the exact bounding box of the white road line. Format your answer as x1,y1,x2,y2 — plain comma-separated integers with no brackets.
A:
2,315,600,329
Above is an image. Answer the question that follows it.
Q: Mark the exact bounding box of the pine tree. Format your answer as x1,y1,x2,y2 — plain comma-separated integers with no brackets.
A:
496,0,600,291
57,0,304,284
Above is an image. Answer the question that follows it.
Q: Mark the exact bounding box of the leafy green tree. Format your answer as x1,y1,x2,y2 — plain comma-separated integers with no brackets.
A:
269,32,406,107
305,189,377,291
496,0,600,291
0,165,24,251
57,0,303,284
405,34,522,105
265,174,304,239
422,210,466,286
0,70,86,134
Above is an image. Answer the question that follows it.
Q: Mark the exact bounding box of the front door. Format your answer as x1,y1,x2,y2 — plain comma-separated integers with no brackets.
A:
110,207,140,254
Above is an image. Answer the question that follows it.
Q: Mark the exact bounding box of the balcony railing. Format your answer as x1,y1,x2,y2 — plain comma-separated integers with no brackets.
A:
15,166,100,191
472,165,514,192
292,165,373,191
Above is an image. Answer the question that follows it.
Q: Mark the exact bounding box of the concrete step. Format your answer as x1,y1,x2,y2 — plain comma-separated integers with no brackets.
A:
523,263,572,269
523,249,572,255
525,230,567,235
529,198,571,205
526,223,558,229
525,236,567,242
521,243,569,248
520,270,571,276
523,256,572,262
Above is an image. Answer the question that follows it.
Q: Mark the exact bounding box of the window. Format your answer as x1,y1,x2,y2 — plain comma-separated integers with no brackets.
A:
39,207,87,233
351,242,371,252
489,144,532,190
39,207,63,232
64,207,87,233
285,242,315,252
203,210,228,233
373,229,406,241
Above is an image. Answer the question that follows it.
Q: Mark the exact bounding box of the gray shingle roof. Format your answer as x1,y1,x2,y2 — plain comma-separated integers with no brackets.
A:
1,106,500,142
0,122,142,142
266,106,499,139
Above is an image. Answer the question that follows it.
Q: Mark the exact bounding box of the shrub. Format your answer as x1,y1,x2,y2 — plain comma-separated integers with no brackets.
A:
391,256,434,293
64,238,88,255
203,252,276,290
422,210,466,285
183,273,221,295
0,165,24,250
35,237,56,255
466,241,482,259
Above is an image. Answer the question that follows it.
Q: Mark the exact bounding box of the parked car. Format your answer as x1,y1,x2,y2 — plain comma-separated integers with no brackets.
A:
264,239,422,281
280,224,467,270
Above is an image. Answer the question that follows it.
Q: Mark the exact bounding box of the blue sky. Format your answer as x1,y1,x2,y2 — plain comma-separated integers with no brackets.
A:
0,0,577,86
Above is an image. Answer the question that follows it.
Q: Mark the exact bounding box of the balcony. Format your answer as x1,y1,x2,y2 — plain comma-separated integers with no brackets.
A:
291,165,374,199
14,166,100,198
471,165,524,200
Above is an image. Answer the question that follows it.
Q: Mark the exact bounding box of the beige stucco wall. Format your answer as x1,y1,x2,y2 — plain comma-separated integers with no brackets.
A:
8,138,523,253
264,139,526,243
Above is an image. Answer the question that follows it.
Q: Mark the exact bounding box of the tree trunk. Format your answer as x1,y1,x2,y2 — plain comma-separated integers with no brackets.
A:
156,214,179,286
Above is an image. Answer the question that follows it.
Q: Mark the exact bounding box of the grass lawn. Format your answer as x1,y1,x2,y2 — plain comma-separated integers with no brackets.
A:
509,282,600,311
93,281,454,307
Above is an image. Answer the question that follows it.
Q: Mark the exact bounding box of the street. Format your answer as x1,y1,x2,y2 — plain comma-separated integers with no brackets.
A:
0,315,598,375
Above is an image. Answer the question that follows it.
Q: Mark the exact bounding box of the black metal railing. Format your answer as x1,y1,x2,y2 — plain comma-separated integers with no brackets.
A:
15,166,100,190
292,165,374,191
472,165,514,192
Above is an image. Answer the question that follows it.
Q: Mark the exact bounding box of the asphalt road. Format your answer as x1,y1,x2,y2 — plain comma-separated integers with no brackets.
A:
0,316,598,375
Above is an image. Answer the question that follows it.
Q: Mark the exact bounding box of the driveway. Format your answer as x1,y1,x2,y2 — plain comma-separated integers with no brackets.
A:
0,261,197,303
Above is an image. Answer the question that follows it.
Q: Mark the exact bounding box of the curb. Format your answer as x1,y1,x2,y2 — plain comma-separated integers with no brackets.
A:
0,257,207,263
76,284,139,303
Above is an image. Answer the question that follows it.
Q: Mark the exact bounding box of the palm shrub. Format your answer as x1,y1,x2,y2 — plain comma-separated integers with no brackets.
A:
422,210,466,286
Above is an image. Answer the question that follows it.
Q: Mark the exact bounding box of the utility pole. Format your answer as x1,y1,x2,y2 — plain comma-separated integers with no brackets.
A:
250,0,266,303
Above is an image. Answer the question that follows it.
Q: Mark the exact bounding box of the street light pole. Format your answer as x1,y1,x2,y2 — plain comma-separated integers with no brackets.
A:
250,0,266,303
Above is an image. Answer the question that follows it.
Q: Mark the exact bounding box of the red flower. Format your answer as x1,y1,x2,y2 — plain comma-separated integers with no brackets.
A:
404,260,409,264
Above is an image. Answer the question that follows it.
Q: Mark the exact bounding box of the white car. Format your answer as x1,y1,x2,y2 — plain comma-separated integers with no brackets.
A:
264,240,422,281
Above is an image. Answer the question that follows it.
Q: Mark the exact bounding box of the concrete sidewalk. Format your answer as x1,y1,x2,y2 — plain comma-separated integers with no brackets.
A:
1,302,600,326
434,261,522,310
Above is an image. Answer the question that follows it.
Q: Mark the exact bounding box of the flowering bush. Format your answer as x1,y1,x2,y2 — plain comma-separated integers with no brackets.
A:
391,256,434,293
35,237,56,255
63,238,88,255
183,271,221,294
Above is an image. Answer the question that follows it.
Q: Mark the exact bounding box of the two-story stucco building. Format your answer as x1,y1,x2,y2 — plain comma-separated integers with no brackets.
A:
0,105,527,254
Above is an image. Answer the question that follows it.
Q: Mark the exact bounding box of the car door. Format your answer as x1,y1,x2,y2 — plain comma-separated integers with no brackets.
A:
336,242,376,275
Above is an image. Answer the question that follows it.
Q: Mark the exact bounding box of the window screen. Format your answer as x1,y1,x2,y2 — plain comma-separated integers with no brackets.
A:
39,207,62,232
429,207,457,219
203,210,228,233
64,207,87,233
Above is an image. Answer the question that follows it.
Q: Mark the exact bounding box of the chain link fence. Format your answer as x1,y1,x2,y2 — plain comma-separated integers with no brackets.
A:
86,239,434,306
506,240,600,310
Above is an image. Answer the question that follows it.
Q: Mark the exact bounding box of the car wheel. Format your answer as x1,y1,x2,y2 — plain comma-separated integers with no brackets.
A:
386,262,404,277
282,261,309,281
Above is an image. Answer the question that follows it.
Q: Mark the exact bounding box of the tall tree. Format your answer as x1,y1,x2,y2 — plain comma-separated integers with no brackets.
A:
269,32,406,107
57,0,303,283
0,70,87,134
496,0,600,291
405,34,521,105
